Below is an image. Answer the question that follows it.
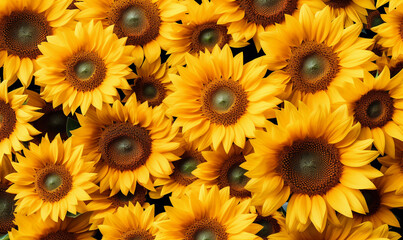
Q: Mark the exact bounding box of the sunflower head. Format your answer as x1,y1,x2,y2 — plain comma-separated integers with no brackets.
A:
35,20,134,115
5,135,98,222
0,0,78,86
165,45,284,153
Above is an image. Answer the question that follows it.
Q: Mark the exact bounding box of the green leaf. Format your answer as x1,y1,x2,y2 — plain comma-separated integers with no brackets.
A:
66,117,80,137
0,234,10,240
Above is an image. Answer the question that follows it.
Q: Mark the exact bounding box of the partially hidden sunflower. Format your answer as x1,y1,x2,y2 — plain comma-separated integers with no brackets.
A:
122,57,175,110
71,96,180,196
99,202,158,240
377,139,403,194
0,81,41,160
192,143,253,201
0,0,78,87
250,207,287,240
334,67,403,158
0,155,16,235
86,185,149,230
322,0,376,26
155,185,262,240
9,212,95,240
75,0,186,65
165,45,284,153
375,53,403,77
243,100,381,233
213,0,323,51
372,5,403,59
163,0,248,66
261,5,376,104
5,135,98,222
268,216,401,240
35,20,134,115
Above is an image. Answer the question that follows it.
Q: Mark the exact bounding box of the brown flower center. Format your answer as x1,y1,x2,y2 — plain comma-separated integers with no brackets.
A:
133,76,167,107
0,100,16,142
99,123,152,171
185,218,228,240
287,41,339,94
35,165,73,202
65,51,106,92
236,0,298,27
217,154,251,199
108,0,161,46
324,0,352,9
109,186,147,208
0,186,15,234
277,138,342,196
41,230,76,240
360,190,381,216
171,150,205,186
202,80,248,126
254,215,281,239
354,90,394,129
191,23,230,53
122,229,155,240
0,10,52,59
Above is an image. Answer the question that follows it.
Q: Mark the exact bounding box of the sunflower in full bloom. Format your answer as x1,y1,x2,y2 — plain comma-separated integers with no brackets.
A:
5,135,98,222
76,0,186,64
0,155,16,235
250,207,286,240
261,5,376,104
155,185,262,240
335,67,403,157
0,0,78,87
122,57,175,110
372,5,403,59
35,20,134,115
163,0,248,66
86,185,150,230
244,100,381,233
0,81,41,160
269,217,401,240
153,137,206,198
165,45,284,153
9,213,95,240
99,203,159,240
339,176,403,228
322,0,376,26
71,96,180,196
193,143,253,200
213,0,323,51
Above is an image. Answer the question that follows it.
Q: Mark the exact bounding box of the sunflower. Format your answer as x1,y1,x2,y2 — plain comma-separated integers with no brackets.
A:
243,100,381,233
192,143,253,200
99,202,158,240
35,20,134,116
153,136,206,198
339,176,403,228
165,45,283,153
372,5,403,59
378,140,403,194
163,0,248,66
376,53,403,78
0,155,16,235
261,5,376,104
0,0,77,87
213,0,323,51
376,0,402,11
0,81,41,160
9,212,95,240
122,57,175,110
334,67,403,157
5,135,98,222
76,0,186,64
250,207,286,240
155,185,262,240
86,185,150,230
322,0,376,26
269,217,401,239
71,96,180,196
